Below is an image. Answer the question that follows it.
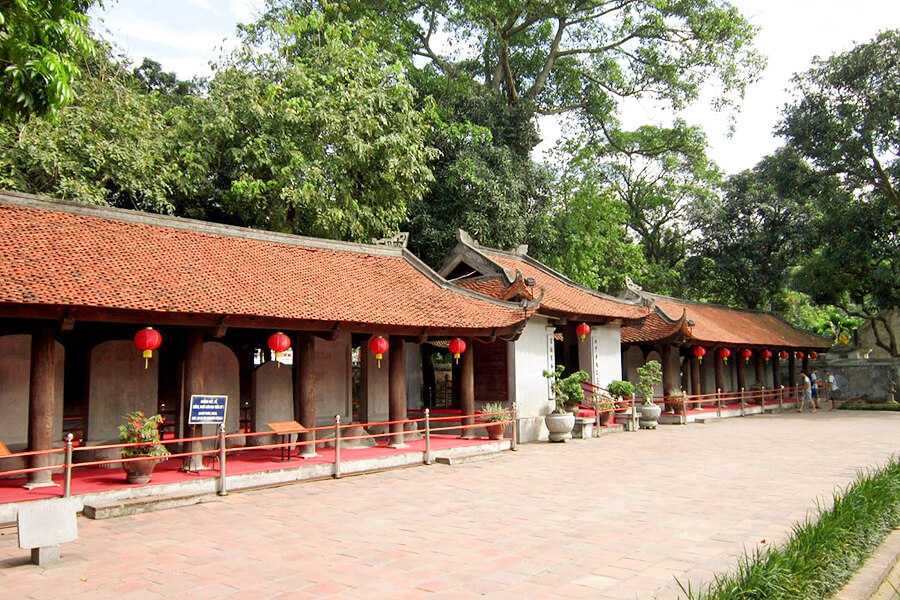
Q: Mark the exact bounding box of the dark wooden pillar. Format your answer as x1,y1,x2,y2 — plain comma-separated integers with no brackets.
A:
690,353,702,397
388,336,407,448
788,352,796,387
772,354,781,389
755,354,764,388
238,343,254,433
294,332,317,457
26,327,57,488
802,353,810,373
736,351,746,392
660,344,674,396
714,350,724,394
451,359,461,409
182,328,204,471
460,337,475,439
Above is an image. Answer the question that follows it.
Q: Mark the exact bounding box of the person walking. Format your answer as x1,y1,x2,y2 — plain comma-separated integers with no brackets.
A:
826,370,840,410
799,371,816,413
810,368,820,409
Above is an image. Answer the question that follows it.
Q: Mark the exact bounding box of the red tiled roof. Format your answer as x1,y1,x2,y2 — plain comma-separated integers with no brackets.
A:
486,253,647,321
622,296,830,349
455,277,508,299
0,195,526,331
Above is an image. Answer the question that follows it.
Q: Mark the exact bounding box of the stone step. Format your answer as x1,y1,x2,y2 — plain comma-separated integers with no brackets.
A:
435,452,503,466
83,491,217,520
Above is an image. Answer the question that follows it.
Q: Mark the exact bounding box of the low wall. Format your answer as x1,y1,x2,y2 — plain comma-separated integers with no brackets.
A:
824,357,900,402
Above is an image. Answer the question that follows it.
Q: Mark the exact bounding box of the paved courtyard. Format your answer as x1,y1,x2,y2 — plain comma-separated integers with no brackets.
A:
2,410,899,599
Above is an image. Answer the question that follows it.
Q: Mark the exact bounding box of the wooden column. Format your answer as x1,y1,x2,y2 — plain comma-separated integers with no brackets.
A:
26,327,57,488
388,336,407,448
294,332,317,457
772,354,781,389
788,352,796,387
714,350,725,395
755,354,764,387
736,352,746,392
238,343,254,433
690,353,702,397
802,354,810,373
451,359,461,409
460,337,475,439
182,328,204,471
661,344,674,396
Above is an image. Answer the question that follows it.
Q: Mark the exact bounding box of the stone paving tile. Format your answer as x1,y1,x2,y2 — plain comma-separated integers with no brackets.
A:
2,411,899,599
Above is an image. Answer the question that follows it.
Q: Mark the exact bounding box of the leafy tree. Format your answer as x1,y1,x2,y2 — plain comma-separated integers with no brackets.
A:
404,71,554,265
0,0,96,121
685,148,827,310
0,47,179,212
779,29,900,213
292,0,762,126
171,11,436,241
567,121,720,294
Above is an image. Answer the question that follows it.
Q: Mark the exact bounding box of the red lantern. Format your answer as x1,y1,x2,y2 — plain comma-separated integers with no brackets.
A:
576,322,590,342
717,348,731,364
268,331,291,368
795,351,805,360
760,349,772,362
693,346,706,363
448,338,467,363
369,335,389,369
809,351,819,360
740,348,752,363
779,350,789,360
133,327,162,370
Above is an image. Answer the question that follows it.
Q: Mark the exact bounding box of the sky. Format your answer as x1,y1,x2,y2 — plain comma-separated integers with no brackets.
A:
89,1,900,175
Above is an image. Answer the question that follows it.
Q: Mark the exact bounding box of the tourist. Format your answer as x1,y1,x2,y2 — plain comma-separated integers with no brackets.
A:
799,371,816,413
826,370,840,410
810,368,820,409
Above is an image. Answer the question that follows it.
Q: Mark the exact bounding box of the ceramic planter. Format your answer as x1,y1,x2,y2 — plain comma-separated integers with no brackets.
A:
485,423,506,440
544,412,575,442
122,457,157,484
639,403,662,429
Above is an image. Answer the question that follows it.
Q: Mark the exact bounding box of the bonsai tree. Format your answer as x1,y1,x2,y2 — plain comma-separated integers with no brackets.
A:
635,360,663,405
543,365,589,413
119,410,170,459
607,380,635,400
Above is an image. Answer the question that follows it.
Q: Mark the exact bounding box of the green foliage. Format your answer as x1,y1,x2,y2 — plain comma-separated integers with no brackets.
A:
635,360,662,405
118,411,170,458
0,48,180,212
679,459,900,600
173,11,436,241
543,365,589,414
480,401,508,422
0,0,96,121
607,380,635,399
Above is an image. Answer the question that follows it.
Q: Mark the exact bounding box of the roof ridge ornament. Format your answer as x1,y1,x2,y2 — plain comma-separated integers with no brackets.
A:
371,232,409,248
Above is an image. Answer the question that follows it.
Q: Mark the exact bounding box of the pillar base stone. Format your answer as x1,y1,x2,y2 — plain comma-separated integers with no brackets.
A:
31,545,60,565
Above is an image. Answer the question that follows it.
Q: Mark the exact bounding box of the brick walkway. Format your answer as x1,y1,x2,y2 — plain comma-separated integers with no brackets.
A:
2,411,899,599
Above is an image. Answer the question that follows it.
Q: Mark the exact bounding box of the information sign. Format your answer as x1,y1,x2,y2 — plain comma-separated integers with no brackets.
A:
188,395,228,425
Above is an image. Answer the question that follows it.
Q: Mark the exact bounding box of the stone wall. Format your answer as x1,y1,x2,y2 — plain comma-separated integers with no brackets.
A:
823,357,900,402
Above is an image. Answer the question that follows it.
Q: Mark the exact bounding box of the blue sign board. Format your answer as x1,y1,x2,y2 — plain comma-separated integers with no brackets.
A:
188,395,228,425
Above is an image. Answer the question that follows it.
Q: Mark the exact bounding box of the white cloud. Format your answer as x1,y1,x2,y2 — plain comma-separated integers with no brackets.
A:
228,0,266,24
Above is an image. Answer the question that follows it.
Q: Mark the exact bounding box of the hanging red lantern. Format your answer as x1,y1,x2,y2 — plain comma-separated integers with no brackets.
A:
809,351,819,360
795,351,805,360
448,338,467,363
369,335,389,369
779,350,789,360
761,349,772,362
576,322,590,342
693,346,706,363
268,331,291,368
717,348,731,364
133,327,162,370
740,348,753,363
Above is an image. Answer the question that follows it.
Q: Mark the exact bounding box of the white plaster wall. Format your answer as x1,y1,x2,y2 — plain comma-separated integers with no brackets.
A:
510,317,555,441
88,340,157,442
251,360,292,445
587,325,623,389
312,332,351,426
0,335,64,449
405,342,422,410
199,341,240,435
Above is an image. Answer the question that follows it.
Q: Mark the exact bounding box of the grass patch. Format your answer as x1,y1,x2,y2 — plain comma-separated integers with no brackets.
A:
838,401,900,412
678,458,900,599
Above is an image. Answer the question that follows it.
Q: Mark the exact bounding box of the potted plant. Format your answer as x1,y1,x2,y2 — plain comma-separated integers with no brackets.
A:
592,394,616,426
480,402,508,440
607,380,635,413
635,360,663,429
669,388,687,415
542,366,589,442
118,410,170,484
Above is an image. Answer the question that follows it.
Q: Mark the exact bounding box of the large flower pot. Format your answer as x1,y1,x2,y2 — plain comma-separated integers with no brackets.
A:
485,423,506,440
639,403,662,429
545,412,575,442
122,457,156,484
598,410,613,426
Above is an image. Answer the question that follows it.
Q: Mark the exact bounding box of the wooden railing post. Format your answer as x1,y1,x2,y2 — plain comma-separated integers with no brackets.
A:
740,387,746,417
